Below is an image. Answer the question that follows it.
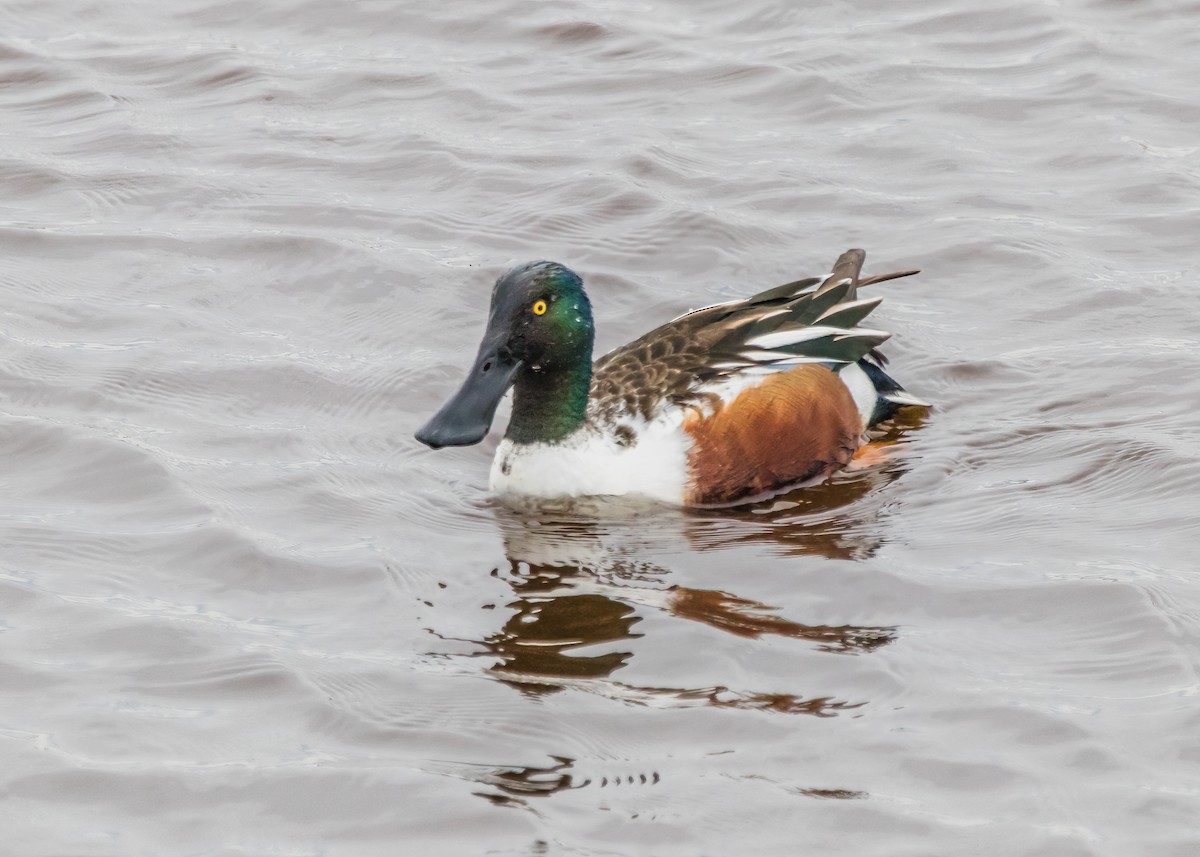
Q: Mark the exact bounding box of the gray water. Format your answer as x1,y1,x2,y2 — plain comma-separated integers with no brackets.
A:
2,1,1199,854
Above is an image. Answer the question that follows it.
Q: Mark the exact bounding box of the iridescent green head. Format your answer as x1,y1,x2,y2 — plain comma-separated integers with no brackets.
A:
415,262,595,449
491,261,594,377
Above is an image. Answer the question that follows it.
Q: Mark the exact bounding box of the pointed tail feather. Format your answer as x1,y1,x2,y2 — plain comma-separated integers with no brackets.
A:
858,268,920,289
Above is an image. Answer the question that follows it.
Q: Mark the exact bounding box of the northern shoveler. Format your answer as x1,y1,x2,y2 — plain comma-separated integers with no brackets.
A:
415,249,928,507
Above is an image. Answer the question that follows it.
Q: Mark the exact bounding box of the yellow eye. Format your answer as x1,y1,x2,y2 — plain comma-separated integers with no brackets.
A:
532,299,548,316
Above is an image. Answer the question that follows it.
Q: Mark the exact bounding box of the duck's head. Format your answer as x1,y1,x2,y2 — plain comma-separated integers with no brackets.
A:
415,261,594,449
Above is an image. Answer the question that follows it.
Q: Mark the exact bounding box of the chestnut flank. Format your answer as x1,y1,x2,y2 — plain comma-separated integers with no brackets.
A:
683,365,862,506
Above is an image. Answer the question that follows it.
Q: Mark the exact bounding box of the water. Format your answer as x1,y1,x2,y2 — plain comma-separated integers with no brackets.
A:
2,0,1199,854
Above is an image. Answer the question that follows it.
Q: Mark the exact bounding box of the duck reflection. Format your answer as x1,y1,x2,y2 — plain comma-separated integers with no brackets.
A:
476,445,916,712
487,580,640,693
484,549,891,714
465,753,666,808
665,586,891,653
457,422,922,808
471,755,577,806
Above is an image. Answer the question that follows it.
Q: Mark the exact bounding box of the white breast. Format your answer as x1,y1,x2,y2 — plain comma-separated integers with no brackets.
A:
489,415,690,505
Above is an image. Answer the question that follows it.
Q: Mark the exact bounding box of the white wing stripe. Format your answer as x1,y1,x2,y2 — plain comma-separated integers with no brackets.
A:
738,351,843,365
815,296,882,323
747,326,855,349
747,326,890,350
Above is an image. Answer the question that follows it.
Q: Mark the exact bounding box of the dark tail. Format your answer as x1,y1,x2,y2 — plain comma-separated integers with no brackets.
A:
858,359,931,426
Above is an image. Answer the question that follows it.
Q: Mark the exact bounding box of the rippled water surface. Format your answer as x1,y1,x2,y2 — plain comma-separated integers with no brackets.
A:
3,0,1199,854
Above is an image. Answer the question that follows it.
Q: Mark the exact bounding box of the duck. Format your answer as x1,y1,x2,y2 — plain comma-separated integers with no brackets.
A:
415,249,928,507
